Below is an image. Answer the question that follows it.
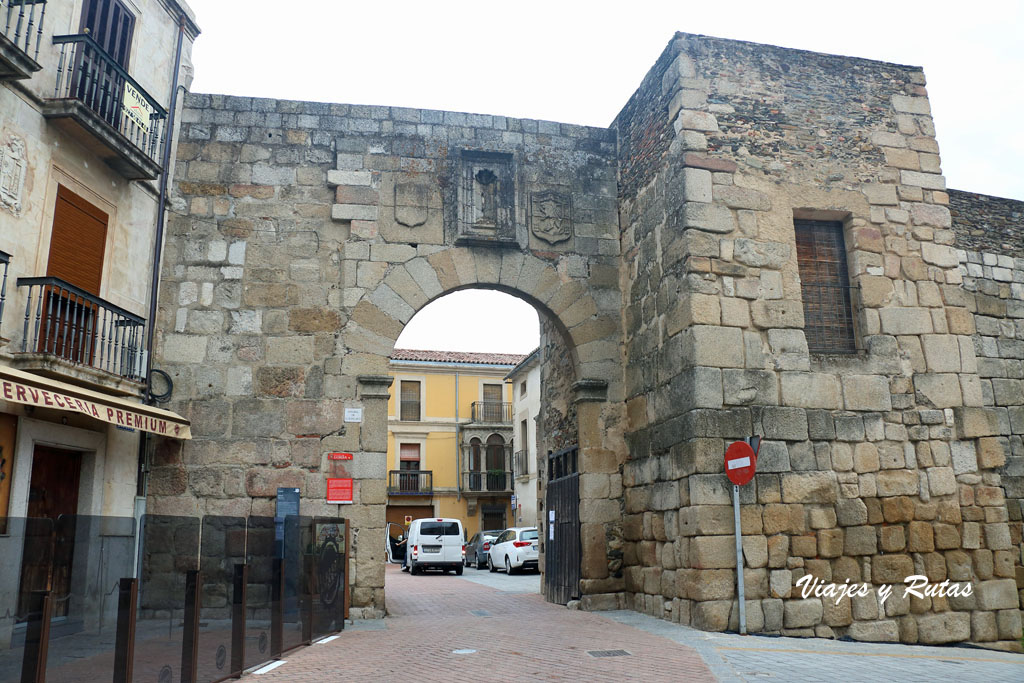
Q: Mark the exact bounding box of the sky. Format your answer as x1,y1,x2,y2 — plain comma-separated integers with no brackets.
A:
182,0,1024,354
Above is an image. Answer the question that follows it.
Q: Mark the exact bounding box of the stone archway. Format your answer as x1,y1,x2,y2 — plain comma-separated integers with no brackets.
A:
343,244,626,609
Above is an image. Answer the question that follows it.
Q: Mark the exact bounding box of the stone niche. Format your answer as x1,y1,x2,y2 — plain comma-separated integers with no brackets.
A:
453,149,516,245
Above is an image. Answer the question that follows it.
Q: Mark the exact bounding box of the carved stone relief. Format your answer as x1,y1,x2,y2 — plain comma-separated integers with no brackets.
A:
0,135,27,215
380,172,443,244
529,191,573,244
456,150,515,245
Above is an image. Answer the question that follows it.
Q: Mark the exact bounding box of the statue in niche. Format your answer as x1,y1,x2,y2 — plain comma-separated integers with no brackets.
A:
474,169,498,228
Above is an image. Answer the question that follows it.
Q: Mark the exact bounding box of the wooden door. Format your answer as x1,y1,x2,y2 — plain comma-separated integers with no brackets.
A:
17,446,83,620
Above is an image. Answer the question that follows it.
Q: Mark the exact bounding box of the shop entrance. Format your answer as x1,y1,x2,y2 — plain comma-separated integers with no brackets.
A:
17,446,82,620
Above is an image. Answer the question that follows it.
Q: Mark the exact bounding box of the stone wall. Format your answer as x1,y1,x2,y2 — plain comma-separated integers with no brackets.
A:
951,190,1024,255
153,93,626,616
613,32,1020,648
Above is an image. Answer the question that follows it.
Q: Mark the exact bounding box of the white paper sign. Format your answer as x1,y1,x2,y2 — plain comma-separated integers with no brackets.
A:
548,510,555,522
344,407,363,423
549,524,554,540
727,456,751,470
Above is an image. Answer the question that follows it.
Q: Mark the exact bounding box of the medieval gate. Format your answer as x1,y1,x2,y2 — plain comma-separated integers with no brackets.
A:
543,445,580,605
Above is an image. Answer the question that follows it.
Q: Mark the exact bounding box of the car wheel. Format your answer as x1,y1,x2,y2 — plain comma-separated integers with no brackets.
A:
410,562,420,575
455,564,464,576
505,556,514,575
464,555,470,567
476,557,486,570
488,555,497,573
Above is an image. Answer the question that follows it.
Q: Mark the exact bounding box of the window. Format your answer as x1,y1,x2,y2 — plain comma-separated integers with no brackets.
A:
399,443,421,492
399,380,421,421
795,219,857,353
481,383,504,421
419,521,461,536
519,380,526,396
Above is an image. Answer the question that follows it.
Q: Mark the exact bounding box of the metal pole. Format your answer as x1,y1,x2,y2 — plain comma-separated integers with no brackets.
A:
733,483,746,635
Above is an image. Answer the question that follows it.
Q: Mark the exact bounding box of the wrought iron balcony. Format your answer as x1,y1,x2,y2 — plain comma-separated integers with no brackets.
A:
513,449,530,478
461,470,513,494
469,401,512,424
0,250,10,339
43,33,167,180
0,1,45,80
16,276,146,382
387,470,433,495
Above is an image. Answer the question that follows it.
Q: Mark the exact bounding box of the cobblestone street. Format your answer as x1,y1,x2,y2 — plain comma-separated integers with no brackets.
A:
250,565,1022,681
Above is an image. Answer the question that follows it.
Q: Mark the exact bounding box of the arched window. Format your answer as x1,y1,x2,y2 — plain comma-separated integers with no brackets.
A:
485,434,507,492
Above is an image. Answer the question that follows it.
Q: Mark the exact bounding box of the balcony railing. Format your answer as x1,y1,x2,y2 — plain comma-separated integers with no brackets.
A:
461,470,513,494
16,276,146,381
513,449,530,478
0,1,46,79
387,470,433,495
45,33,167,178
469,401,512,424
0,250,9,336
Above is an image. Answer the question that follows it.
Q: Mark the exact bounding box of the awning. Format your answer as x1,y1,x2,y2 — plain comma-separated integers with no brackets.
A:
0,365,191,439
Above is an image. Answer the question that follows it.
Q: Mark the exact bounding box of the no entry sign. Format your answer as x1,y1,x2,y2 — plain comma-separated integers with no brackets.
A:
725,440,757,486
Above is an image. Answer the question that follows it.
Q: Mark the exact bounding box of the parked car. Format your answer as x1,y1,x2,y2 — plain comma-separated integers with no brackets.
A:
487,527,539,574
407,518,465,575
465,530,502,569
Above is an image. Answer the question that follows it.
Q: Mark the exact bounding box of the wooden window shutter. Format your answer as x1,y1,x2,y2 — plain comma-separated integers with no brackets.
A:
399,443,420,462
47,186,108,295
795,219,856,353
483,384,503,403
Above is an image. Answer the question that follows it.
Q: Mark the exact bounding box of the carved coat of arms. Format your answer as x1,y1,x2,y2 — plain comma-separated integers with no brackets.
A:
0,135,28,215
394,182,430,228
530,191,572,244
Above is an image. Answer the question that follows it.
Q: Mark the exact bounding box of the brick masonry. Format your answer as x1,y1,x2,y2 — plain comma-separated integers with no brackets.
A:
151,32,1023,647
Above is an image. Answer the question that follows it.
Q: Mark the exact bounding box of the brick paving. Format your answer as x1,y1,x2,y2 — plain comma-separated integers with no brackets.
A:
252,564,715,681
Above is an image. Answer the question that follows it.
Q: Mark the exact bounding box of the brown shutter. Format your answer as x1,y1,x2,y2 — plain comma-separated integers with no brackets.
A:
399,444,420,462
47,186,108,295
795,220,856,353
483,384,503,403
400,380,420,421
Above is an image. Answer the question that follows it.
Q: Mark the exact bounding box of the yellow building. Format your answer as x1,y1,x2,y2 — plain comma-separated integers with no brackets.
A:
387,349,525,538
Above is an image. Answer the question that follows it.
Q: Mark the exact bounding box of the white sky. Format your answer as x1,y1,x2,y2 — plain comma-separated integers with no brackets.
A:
183,0,1024,354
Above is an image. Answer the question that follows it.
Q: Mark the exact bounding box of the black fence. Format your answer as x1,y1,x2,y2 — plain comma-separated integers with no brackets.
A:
469,401,512,423
1,0,47,63
387,470,432,495
0,514,347,682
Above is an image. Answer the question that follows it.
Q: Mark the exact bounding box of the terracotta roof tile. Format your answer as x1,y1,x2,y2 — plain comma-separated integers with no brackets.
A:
390,348,527,366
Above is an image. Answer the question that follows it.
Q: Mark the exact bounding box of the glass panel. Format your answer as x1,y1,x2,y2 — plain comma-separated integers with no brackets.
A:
279,515,308,653
0,518,41,682
44,516,136,682
133,515,199,683
197,516,246,682
244,516,275,671
311,518,345,639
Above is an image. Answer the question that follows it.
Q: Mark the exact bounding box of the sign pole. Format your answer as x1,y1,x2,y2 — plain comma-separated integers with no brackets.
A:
733,482,746,635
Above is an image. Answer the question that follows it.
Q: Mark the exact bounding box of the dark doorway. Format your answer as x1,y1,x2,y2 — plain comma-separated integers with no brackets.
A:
544,445,579,605
17,446,83,620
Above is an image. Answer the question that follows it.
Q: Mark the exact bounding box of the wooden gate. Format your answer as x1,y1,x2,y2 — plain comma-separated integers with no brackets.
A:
544,446,580,605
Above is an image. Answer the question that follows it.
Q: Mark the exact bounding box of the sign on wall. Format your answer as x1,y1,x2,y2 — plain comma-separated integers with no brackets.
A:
327,478,354,505
344,408,363,423
123,81,151,133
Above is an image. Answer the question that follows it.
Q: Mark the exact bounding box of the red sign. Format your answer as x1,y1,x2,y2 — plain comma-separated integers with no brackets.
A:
725,441,757,486
328,452,353,461
327,478,353,504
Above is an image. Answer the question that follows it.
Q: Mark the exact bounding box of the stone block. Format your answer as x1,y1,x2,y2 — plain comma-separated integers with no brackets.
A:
714,185,770,211
681,167,713,203
781,472,838,504
927,467,956,496
976,579,1018,610
879,307,933,335
784,599,823,628
742,536,768,568
685,325,745,368
779,373,841,409
691,600,732,631
689,536,736,569
875,470,919,497
762,407,808,441
762,504,804,535
997,609,1022,640
842,375,892,411
680,202,736,233
872,554,914,583
750,300,804,329
950,441,978,474
882,496,915,523
916,612,970,644
817,529,844,558
907,521,934,552
722,370,778,406
844,526,877,555
976,437,1008,469
688,569,735,600
954,407,1004,438
835,499,868,526
848,620,900,642
733,239,790,268
770,569,792,598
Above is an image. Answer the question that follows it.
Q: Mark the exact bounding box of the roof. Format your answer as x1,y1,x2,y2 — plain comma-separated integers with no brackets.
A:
390,349,527,366
505,347,541,380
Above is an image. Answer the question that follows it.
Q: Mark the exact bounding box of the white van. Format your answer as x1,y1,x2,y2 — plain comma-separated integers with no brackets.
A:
406,517,465,575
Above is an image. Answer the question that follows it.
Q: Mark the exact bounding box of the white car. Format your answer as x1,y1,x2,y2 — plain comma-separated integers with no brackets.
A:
487,527,539,574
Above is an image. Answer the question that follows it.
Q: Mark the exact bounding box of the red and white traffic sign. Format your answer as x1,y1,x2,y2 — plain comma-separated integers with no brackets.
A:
725,440,757,486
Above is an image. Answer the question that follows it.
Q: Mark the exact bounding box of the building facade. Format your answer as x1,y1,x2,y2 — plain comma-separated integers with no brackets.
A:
0,0,197,652
152,31,1023,648
386,349,521,537
507,348,540,527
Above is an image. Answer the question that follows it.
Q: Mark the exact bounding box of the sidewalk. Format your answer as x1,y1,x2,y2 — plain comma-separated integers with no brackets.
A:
249,565,1022,682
